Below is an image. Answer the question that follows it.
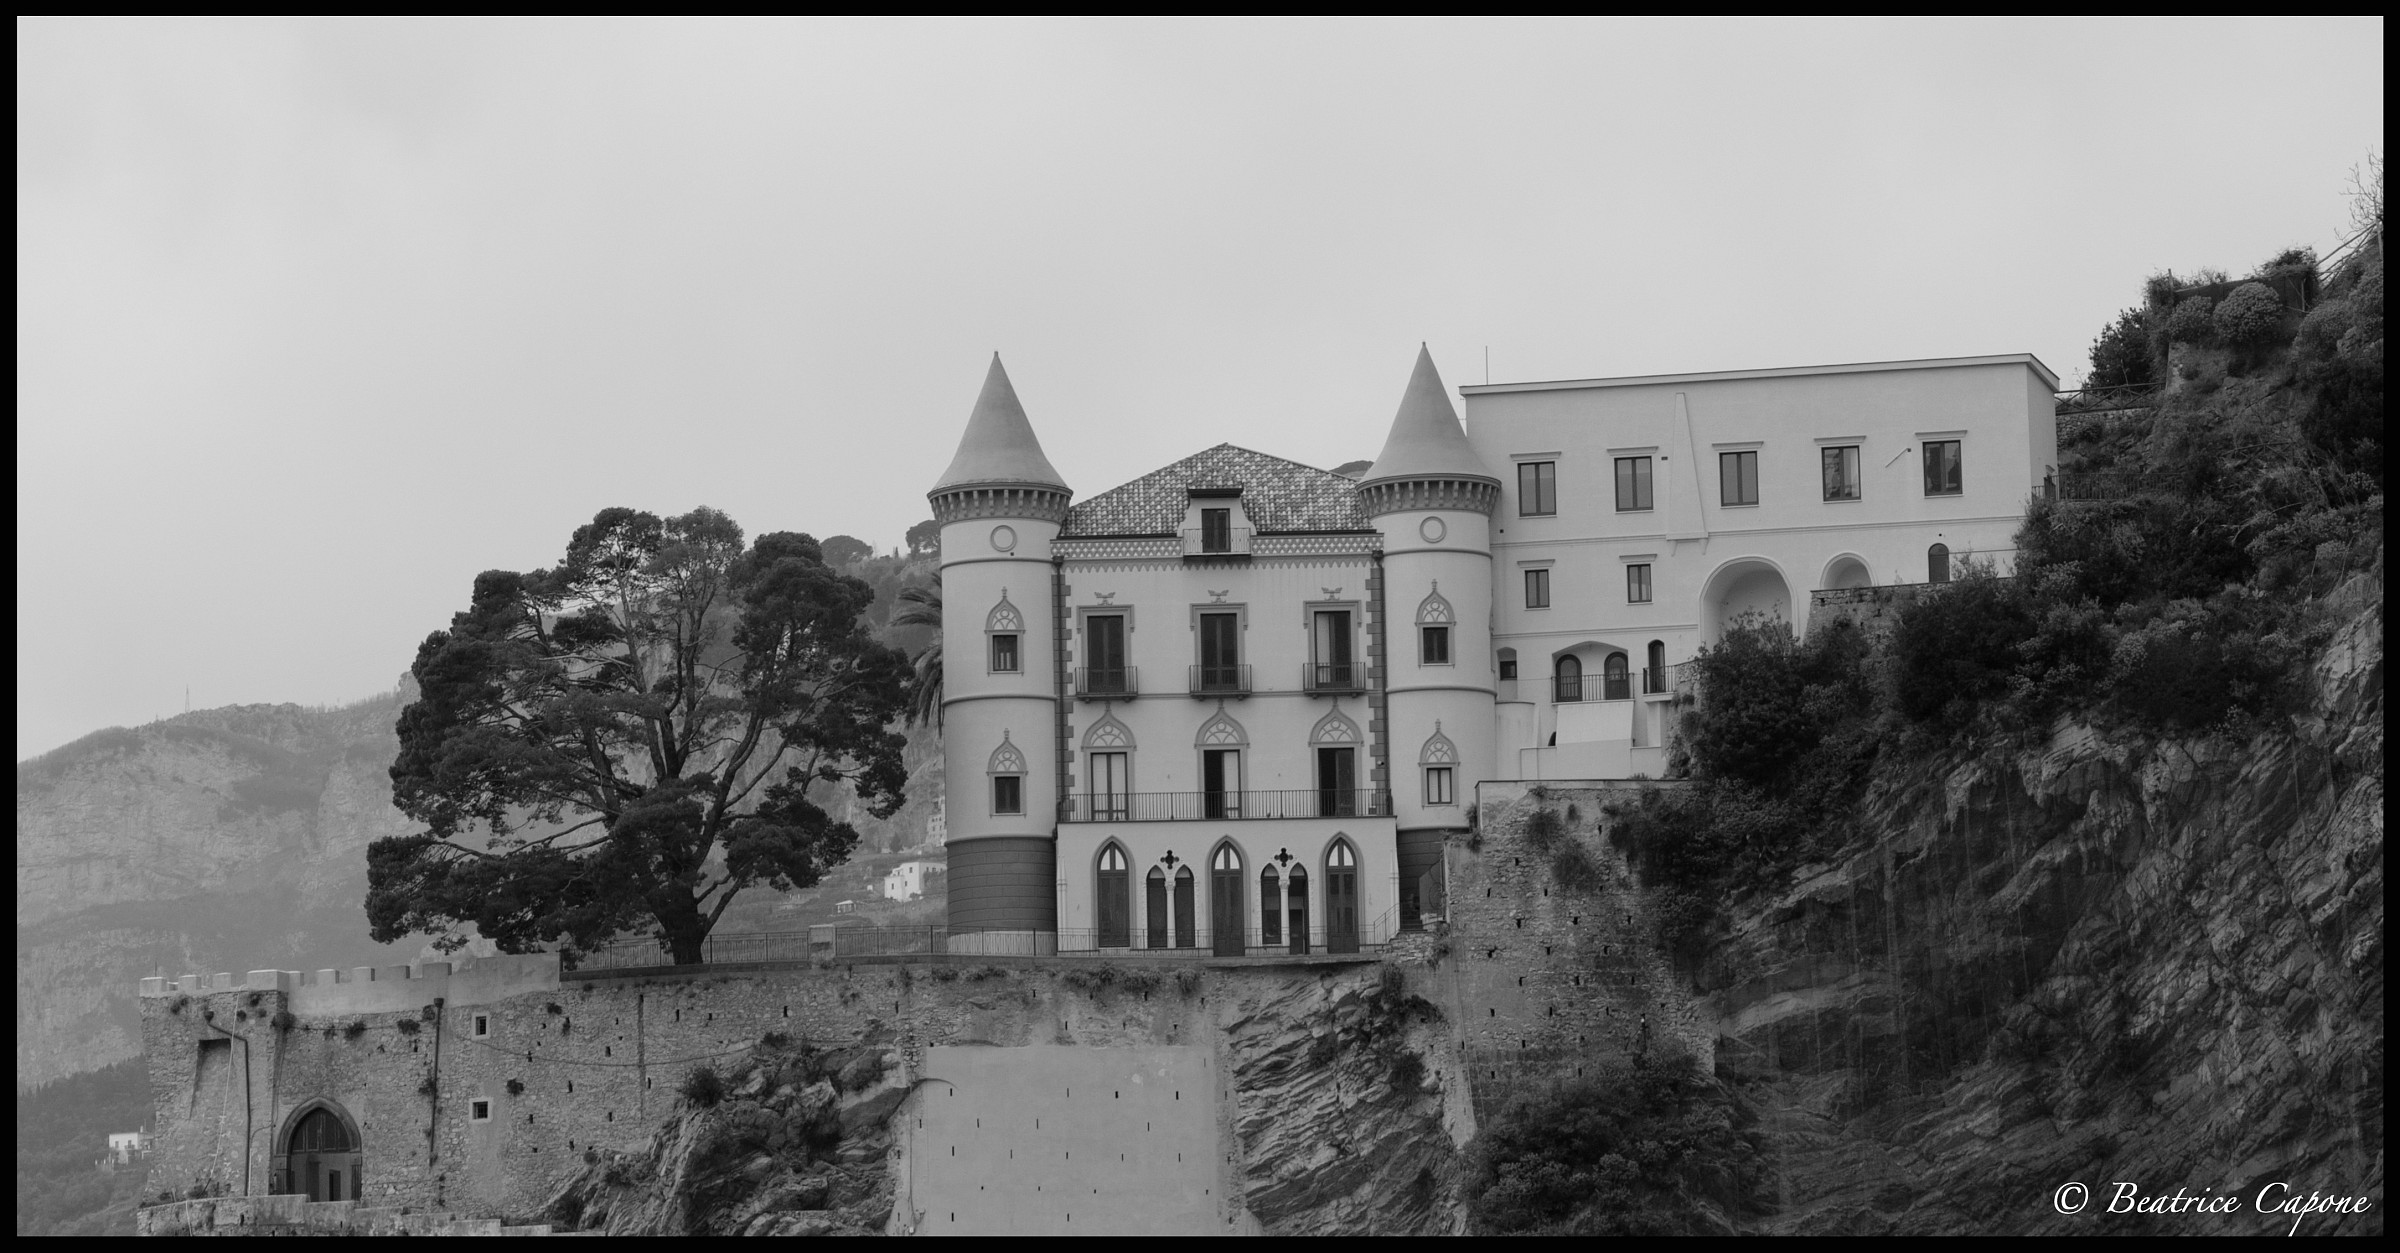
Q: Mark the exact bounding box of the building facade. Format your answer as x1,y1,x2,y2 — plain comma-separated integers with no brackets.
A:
931,349,2057,950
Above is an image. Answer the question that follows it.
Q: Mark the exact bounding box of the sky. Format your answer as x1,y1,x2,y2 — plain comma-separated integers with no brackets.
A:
15,16,2384,759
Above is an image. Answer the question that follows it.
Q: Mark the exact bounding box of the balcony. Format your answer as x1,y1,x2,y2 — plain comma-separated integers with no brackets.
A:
1075,667,1139,700
1302,661,1368,695
1641,666,1668,695
1554,674,1634,703
1188,664,1252,698
1179,524,1253,560
1061,788,1392,822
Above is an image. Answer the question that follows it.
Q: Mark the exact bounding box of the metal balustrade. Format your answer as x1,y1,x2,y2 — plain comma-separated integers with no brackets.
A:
1302,661,1367,693
1641,666,1668,695
1178,524,1253,556
1187,664,1252,696
565,907,1407,970
1060,788,1391,822
1553,674,1634,702
1074,666,1138,699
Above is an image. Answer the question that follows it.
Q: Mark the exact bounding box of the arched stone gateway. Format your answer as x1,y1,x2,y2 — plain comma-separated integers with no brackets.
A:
1702,557,1795,642
277,1100,362,1203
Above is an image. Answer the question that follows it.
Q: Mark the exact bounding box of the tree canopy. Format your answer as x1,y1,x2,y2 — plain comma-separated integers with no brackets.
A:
368,506,912,964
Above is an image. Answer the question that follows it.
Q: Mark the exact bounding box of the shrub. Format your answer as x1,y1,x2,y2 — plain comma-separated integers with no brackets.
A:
1388,1051,1427,1092
1116,968,1163,996
1464,1051,1760,1235
546,1002,564,1015
2212,281,2284,350
271,1010,297,1032
679,1065,725,1107
395,1017,421,1035
1683,616,1872,784
506,1078,525,1096
966,965,1007,983
2086,307,2156,390
929,965,960,982
343,1020,367,1040
2165,295,2215,343
1891,571,2035,727
1174,968,1201,997
1520,808,1565,854
760,1030,789,1048
1549,840,1606,893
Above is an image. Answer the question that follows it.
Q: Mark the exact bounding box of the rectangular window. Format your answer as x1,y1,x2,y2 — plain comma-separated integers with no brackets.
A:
1202,749,1242,819
1626,563,1652,604
1923,440,1963,496
1517,461,1557,516
1420,625,1450,665
1084,614,1127,696
1719,450,1760,506
1200,507,1232,552
1498,656,1518,680
471,1013,491,1039
989,633,1019,673
1198,611,1240,691
470,1099,492,1122
1524,568,1550,609
1424,766,1455,806
1089,752,1129,821
1310,610,1354,689
992,775,1023,815
1613,456,1653,511
1822,445,1860,501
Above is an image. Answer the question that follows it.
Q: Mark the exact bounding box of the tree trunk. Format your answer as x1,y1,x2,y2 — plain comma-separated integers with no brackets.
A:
658,897,710,966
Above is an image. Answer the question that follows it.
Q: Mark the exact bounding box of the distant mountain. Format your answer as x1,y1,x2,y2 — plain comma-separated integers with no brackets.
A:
15,688,944,1089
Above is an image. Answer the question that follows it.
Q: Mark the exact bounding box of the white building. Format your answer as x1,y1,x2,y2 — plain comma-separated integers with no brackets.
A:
929,348,2056,954
108,1131,151,1164
882,858,945,902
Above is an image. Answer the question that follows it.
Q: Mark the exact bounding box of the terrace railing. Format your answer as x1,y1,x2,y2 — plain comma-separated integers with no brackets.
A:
1060,788,1391,822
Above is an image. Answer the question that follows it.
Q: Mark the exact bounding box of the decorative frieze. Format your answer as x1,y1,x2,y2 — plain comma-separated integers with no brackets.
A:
1357,476,1500,518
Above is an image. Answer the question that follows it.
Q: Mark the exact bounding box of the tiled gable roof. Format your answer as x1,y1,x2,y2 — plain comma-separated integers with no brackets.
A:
1062,444,1368,537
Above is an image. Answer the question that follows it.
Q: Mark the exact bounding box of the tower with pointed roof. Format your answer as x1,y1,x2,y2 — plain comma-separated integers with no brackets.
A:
929,355,1071,952
1362,347,1501,914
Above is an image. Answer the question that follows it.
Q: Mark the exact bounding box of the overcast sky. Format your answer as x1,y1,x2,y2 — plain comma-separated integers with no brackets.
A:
15,17,2384,758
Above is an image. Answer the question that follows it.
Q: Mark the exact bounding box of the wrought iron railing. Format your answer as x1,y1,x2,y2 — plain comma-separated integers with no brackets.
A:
1075,666,1138,699
1188,664,1251,696
564,910,1407,970
1179,524,1253,556
1302,662,1367,693
1554,674,1633,703
1060,788,1391,822
1641,666,1667,695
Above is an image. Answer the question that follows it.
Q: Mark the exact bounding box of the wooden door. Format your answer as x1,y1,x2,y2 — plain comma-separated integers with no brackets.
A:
1210,846,1244,956
1326,843,1359,954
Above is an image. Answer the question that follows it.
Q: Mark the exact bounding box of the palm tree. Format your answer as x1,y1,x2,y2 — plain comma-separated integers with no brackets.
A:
893,582,943,728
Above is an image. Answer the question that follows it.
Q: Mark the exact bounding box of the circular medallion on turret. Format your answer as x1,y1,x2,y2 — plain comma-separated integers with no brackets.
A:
1419,516,1447,544
990,524,1017,553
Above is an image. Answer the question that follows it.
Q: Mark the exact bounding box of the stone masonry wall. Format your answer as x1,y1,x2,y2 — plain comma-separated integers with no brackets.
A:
1440,780,1711,1120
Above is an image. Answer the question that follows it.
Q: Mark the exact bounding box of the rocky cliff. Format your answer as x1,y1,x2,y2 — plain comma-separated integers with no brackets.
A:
15,694,945,1090
1699,583,2383,1235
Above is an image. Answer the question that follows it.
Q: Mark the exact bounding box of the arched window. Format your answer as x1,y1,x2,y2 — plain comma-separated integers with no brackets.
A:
1929,543,1952,584
1603,653,1630,700
1285,863,1310,955
1146,867,1168,949
1311,709,1361,818
1096,845,1130,948
1497,646,1518,682
1645,641,1666,694
1554,654,1585,703
987,733,1026,816
1259,863,1282,947
1197,709,1246,821
1173,866,1196,949
1420,724,1458,807
985,591,1024,673
1083,715,1133,821
1325,840,1360,954
1417,583,1454,666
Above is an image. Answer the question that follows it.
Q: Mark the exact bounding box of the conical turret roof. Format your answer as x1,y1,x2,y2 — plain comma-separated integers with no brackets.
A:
931,354,1069,493
1362,346,1496,486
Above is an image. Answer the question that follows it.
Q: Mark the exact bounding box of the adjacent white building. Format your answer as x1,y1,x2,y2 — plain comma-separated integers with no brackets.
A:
929,348,2057,954
882,858,945,902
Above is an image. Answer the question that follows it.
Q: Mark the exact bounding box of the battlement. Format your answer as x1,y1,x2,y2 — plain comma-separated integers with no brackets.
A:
140,953,560,1015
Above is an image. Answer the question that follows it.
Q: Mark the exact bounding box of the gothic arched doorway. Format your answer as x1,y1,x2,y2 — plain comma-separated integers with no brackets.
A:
1096,844,1130,948
1210,844,1245,956
279,1101,361,1202
1326,841,1360,954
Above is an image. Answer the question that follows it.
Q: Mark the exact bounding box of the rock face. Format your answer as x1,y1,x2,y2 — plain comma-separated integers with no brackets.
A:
1699,590,2384,1236
15,696,421,1088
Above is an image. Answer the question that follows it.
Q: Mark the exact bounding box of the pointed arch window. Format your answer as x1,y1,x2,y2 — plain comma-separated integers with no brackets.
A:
1311,707,1362,818
1083,714,1133,821
1325,840,1361,954
1198,708,1247,820
1210,844,1245,956
986,590,1024,673
1420,724,1459,807
1418,582,1454,666
988,733,1026,815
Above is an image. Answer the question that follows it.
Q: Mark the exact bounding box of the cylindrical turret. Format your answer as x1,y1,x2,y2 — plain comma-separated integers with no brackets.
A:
929,356,1071,951
1361,347,1501,926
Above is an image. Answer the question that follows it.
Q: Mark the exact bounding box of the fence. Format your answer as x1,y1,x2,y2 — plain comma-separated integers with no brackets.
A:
565,907,1406,971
